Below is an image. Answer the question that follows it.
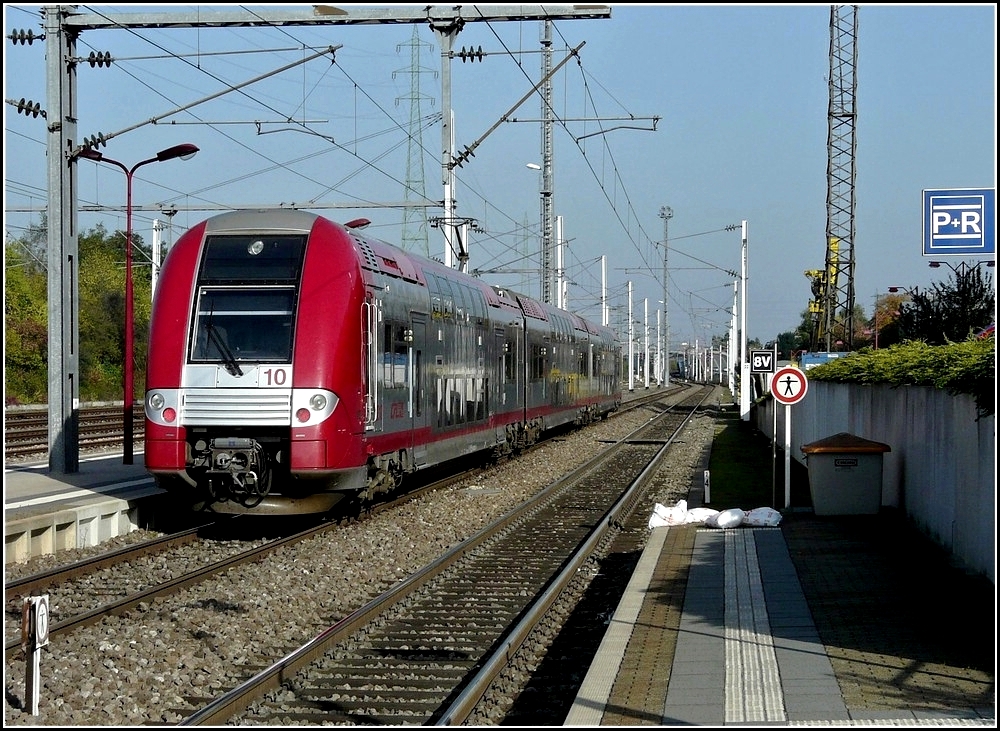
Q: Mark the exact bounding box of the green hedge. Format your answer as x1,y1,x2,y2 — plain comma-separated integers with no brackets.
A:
804,338,996,418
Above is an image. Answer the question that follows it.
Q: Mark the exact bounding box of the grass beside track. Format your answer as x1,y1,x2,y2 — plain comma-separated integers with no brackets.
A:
705,391,812,513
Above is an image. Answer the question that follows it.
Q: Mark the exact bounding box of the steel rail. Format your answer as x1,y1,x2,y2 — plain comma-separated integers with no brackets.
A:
178,385,711,725
434,385,712,724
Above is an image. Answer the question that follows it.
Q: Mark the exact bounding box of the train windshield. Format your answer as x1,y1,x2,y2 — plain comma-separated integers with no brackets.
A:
191,288,295,366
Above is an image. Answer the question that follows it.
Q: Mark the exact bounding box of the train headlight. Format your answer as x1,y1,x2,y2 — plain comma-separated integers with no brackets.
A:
296,393,328,423
291,389,338,426
145,389,180,427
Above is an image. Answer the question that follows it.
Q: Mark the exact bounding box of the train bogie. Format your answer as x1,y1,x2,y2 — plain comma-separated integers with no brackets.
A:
144,209,622,515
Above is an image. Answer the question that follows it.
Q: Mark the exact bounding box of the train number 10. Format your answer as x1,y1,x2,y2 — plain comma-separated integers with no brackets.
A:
262,368,288,386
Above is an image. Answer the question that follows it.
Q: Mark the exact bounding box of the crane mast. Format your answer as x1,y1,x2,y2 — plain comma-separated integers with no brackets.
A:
808,5,859,352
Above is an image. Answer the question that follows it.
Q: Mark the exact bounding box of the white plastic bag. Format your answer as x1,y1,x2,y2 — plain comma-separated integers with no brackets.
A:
705,507,744,529
648,499,688,528
744,506,782,527
686,507,720,524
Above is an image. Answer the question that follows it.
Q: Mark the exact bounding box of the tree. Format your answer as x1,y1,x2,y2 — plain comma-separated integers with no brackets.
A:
3,221,151,404
4,232,49,404
786,308,822,361
896,265,995,345
774,330,801,360
868,293,911,349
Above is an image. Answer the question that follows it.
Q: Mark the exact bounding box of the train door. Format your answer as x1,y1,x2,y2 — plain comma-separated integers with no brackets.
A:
410,312,429,467
498,325,519,416
362,296,382,431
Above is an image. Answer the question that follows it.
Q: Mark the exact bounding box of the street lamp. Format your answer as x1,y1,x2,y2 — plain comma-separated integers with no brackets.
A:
929,260,995,274
76,142,199,464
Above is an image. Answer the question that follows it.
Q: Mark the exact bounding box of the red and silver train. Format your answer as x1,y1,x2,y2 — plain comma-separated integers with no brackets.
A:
144,209,622,514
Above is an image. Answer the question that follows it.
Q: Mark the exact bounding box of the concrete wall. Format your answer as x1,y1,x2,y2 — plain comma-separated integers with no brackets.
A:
754,382,995,583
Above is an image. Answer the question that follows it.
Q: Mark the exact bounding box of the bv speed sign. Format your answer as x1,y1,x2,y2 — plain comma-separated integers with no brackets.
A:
770,366,808,405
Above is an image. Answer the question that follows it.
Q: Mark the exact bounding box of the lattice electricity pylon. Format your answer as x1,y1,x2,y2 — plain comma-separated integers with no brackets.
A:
395,25,437,257
820,4,859,351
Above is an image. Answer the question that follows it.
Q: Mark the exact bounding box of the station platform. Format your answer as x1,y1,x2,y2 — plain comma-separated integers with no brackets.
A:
4,455,163,565
566,502,996,725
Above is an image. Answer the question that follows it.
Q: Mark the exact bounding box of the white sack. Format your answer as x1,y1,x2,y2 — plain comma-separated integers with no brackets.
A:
705,507,744,529
744,506,782,527
648,499,688,528
686,507,720,524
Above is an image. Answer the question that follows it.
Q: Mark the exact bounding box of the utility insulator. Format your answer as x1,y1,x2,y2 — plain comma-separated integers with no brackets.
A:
87,51,113,68
81,132,109,151
15,98,46,119
456,45,485,62
9,28,43,45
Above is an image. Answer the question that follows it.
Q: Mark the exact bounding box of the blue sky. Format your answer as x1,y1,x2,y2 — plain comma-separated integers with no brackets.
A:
4,3,996,349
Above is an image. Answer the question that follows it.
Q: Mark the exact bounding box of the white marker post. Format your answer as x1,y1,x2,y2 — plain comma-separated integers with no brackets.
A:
22,595,49,716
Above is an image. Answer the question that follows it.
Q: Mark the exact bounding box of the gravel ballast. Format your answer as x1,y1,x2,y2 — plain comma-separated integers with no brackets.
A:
4,394,718,726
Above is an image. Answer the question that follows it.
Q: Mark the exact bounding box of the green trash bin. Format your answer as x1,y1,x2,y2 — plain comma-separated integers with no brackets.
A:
800,432,891,515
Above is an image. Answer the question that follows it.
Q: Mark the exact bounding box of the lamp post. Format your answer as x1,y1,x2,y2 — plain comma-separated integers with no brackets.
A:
77,143,199,464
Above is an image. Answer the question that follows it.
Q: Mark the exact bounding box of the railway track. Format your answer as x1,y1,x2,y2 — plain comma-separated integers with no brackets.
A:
4,403,145,459
3,383,715,725
174,385,712,725
4,388,687,656
3,467,481,655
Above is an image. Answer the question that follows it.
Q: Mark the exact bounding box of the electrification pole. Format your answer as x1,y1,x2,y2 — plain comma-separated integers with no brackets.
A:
659,206,672,389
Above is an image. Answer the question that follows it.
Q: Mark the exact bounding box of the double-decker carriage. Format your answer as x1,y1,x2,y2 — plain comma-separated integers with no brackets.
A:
144,209,622,514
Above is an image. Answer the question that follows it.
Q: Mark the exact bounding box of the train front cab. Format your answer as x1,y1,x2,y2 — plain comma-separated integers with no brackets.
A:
145,210,370,515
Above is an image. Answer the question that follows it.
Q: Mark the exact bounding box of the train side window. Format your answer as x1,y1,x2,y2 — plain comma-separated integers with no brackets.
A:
530,344,546,380
382,323,408,388
454,284,467,322
428,273,443,319
468,287,483,321
437,276,455,319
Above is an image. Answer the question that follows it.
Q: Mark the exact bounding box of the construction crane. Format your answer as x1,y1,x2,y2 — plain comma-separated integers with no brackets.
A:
807,5,859,352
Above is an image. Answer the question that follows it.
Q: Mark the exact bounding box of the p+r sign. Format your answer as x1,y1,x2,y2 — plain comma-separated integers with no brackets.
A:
922,188,995,258
770,366,808,406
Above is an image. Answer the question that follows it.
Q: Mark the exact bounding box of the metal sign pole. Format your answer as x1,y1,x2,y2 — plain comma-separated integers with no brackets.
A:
784,404,792,510
769,366,808,511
